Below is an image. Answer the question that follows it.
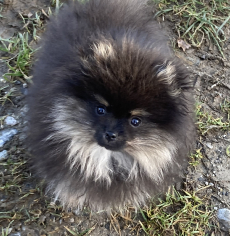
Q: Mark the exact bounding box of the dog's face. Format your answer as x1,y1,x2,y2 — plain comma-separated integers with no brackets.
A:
46,39,186,184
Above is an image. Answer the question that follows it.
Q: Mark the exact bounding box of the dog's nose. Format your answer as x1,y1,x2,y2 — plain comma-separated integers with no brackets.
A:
105,131,116,142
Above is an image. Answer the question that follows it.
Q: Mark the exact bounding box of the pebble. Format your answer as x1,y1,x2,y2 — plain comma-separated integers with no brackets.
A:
14,80,21,85
0,150,8,160
0,129,18,147
201,54,206,60
217,208,230,229
198,177,204,181
214,207,218,210
73,209,81,216
9,233,21,236
4,116,17,126
206,142,213,149
0,77,6,82
69,218,74,223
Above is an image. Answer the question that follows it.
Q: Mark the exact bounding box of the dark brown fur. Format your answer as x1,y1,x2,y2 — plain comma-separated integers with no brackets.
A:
28,0,195,211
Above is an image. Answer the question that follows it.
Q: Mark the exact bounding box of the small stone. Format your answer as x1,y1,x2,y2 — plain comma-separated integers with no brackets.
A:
206,142,213,149
205,182,209,186
14,80,21,85
0,150,8,160
69,218,74,223
214,207,218,210
4,116,17,126
217,208,230,229
9,233,21,236
0,129,18,147
201,54,206,60
0,195,8,202
198,177,204,181
209,183,214,186
105,222,110,230
22,88,28,96
207,189,212,194
73,209,81,216
0,77,6,82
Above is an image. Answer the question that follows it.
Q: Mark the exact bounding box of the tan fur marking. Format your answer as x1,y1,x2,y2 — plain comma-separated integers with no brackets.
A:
156,61,181,97
92,41,115,59
94,94,109,107
130,109,151,117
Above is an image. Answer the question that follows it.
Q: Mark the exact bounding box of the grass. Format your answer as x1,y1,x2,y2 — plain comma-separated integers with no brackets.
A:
0,9,47,106
0,86,17,105
64,226,95,236
220,99,230,117
1,220,14,236
189,149,203,167
0,157,32,234
0,32,36,82
0,157,28,193
19,11,45,40
196,102,230,135
139,189,213,235
155,0,230,57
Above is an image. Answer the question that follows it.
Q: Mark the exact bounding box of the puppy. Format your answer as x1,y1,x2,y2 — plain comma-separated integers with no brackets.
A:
28,0,195,212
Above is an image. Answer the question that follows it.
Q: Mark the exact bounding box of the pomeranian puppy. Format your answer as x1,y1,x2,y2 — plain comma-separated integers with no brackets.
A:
28,0,195,211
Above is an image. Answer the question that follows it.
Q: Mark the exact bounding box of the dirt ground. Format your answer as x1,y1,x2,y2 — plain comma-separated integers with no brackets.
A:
0,0,230,235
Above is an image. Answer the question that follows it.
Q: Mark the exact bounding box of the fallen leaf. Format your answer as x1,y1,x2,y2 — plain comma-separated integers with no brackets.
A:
177,38,191,52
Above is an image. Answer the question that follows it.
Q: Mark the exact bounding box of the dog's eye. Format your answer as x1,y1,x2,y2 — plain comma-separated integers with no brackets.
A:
96,106,106,115
131,117,141,127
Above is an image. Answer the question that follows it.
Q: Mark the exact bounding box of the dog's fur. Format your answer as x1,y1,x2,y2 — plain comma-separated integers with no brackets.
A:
28,0,195,211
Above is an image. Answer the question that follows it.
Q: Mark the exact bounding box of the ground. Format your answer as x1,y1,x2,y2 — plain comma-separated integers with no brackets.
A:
0,0,230,235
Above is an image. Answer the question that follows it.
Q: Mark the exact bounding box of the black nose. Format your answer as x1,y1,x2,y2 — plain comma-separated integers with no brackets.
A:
105,131,116,142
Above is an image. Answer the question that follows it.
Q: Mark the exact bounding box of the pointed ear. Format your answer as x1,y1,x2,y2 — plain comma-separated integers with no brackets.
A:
155,61,181,97
156,60,195,94
156,61,176,79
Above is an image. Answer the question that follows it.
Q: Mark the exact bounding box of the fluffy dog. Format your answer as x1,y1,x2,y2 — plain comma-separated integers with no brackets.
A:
28,0,195,211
